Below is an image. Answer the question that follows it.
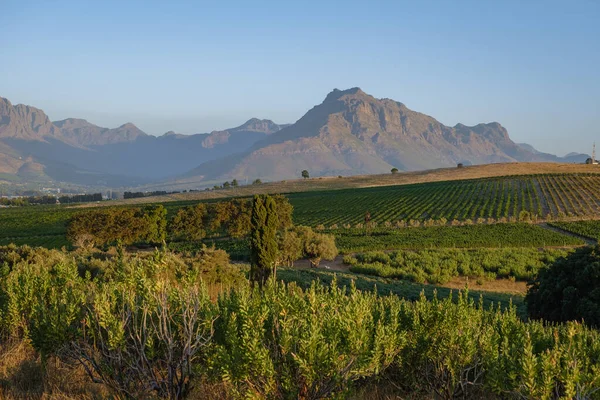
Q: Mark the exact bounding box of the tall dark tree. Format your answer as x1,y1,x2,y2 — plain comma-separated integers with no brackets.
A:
250,195,279,286
301,170,309,179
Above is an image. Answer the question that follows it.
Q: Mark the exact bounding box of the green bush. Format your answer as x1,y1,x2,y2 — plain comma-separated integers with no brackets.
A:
527,245,600,327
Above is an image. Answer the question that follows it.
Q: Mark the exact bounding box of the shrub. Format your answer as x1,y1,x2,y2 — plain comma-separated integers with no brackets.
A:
526,245,600,327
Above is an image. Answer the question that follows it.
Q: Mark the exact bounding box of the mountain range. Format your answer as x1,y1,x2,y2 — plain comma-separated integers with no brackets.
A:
0,89,589,188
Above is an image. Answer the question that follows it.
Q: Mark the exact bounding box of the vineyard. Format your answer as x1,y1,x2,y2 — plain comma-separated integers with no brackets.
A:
331,224,584,253
2,173,600,250
344,248,571,284
289,174,600,226
548,220,600,241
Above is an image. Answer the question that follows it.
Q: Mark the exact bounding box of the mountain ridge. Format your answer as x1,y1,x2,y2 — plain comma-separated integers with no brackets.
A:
186,88,586,182
0,96,289,185
0,91,589,188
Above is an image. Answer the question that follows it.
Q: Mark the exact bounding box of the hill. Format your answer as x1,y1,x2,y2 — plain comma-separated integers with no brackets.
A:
185,88,585,182
96,162,600,206
0,96,287,185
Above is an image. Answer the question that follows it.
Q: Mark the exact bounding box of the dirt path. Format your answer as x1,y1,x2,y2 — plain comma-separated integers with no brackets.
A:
537,222,597,246
293,256,349,272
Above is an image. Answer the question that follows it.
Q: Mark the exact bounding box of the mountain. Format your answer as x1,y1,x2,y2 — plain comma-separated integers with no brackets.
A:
186,88,583,182
0,95,288,185
517,142,589,164
54,119,148,146
0,91,588,188
517,143,541,154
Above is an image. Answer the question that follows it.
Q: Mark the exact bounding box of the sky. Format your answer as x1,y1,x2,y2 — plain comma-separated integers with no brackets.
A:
1,0,598,156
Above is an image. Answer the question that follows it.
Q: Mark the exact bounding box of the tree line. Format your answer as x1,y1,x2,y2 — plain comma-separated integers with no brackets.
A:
0,193,103,206
67,194,338,280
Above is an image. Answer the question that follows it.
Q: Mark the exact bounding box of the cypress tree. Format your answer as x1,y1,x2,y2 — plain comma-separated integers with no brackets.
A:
250,194,279,286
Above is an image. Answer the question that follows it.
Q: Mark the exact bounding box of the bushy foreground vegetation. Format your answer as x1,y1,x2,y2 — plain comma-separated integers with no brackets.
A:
344,248,571,284
1,245,600,399
331,224,583,253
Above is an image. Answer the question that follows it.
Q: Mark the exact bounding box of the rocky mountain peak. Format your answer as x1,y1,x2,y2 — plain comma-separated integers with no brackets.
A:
323,87,367,103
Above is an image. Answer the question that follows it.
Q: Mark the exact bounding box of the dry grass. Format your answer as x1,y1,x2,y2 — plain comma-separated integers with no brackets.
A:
441,276,528,295
0,340,109,399
75,162,600,208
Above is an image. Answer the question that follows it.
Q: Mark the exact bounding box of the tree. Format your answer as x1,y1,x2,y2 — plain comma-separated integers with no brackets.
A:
526,245,600,327
252,178,262,185
301,170,309,179
289,226,338,268
305,231,338,267
391,168,399,174
169,204,207,241
250,195,279,285
231,179,239,187
272,194,294,229
277,229,303,267
223,181,231,189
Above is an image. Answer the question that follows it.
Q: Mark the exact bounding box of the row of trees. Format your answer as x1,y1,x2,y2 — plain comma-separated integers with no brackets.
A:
67,195,295,247
0,193,104,206
0,246,599,399
168,194,293,241
67,205,167,247
123,190,183,199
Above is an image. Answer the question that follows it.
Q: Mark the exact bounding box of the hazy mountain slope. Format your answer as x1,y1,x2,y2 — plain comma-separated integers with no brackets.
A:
186,88,569,182
0,96,288,184
0,92,588,188
54,118,148,146
517,142,589,164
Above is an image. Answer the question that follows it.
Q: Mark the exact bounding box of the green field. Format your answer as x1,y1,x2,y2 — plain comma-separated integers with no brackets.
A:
1,173,599,250
166,224,583,262
331,224,583,253
290,174,600,226
548,220,600,241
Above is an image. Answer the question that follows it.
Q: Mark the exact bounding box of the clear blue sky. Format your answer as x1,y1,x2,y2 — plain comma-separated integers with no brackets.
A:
1,0,598,155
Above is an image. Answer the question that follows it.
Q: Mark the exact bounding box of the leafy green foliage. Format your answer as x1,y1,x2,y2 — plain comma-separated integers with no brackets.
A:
1,245,600,398
347,248,570,284
169,203,208,241
527,245,600,327
67,205,167,247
